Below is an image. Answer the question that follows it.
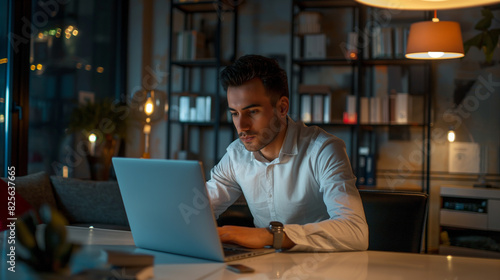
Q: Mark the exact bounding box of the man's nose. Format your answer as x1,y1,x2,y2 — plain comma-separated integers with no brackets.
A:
235,115,250,132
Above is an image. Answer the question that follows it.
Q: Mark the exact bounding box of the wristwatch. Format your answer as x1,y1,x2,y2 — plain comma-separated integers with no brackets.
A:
267,221,284,250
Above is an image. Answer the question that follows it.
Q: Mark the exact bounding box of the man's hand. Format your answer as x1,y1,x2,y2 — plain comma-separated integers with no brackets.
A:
217,225,295,249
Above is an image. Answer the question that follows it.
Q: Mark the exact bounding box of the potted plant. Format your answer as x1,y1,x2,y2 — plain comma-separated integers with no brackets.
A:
67,98,128,180
464,7,500,65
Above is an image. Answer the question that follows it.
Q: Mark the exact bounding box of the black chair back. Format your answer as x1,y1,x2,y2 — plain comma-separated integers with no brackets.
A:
359,190,428,253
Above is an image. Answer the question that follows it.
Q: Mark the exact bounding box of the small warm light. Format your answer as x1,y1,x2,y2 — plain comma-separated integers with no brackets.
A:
0,114,4,123
447,129,456,143
30,65,36,71
96,67,104,73
428,51,444,58
0,58,7,64
72,29,78,36
38,32,44,39
85,64,92,71
76,62,82,69
62,166,68,178
65,33,71,39
145,96,154,116
36,64,43,70
55,32,61,38
49,29,56,36
446,255,453,261
67,25,74,32
405,18,464,60
88,133,97,156
349,52,358,60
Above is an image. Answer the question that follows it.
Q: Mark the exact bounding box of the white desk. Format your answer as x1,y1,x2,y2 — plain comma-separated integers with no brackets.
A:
3,226,500,280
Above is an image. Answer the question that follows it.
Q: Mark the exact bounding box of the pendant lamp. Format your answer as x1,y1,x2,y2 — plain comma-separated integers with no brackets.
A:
405,12,464,60
354,0,500,10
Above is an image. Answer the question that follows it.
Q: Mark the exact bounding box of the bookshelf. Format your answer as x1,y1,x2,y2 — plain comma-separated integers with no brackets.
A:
166,0,239,171
290,0,432,193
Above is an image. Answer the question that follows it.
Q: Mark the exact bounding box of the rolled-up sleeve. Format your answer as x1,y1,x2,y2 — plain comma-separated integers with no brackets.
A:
284,137,369,252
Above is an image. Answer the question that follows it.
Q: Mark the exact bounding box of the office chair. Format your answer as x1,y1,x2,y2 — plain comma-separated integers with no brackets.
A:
358,189,428,253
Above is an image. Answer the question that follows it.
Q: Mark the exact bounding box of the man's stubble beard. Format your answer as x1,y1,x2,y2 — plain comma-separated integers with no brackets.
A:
239,109,283,152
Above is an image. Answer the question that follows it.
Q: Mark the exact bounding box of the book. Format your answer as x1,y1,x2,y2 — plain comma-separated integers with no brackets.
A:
323,95,331,123
179,96,191,122
365,153,376,186
312,95,324,123
301,95,312,122
358,147,369,186
196,96,206,122
395,93,409,124
370,97,382,124
205,96,211,121
360,97,369,124
381,96,389,124
344,95,357,124
296,11,321,35
304,34,326,59
177,30,206,60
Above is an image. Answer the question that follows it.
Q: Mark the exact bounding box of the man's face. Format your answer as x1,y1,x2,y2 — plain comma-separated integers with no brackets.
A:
227,78,284,152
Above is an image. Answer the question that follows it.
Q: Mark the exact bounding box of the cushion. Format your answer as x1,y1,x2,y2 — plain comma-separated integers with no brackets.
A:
1,171,57,212
0,178,33,231
50,176,129,227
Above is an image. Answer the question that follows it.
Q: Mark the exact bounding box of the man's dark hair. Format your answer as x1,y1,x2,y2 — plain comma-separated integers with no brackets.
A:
220,54,289,106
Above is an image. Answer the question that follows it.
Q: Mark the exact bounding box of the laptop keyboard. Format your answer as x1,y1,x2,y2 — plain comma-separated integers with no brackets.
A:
223,245,252,257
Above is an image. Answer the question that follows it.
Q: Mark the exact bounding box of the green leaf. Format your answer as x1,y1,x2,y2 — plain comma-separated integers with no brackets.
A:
476,8,493,30
490,28,500,47
463,33,484,55
483,32,495,53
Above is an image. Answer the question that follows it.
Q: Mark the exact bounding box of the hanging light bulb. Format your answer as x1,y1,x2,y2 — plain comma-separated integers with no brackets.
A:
447,127,456,143
145,95,154,116
88,133,97,156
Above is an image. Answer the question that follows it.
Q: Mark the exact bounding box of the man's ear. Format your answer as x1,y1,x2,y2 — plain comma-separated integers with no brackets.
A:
278,96,289,116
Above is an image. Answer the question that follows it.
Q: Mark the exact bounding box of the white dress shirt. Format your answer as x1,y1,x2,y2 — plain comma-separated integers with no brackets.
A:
206,117,368,251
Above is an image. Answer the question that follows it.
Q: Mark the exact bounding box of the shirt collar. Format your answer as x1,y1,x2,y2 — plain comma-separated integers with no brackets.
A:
251,116,299,163
280,116,299,156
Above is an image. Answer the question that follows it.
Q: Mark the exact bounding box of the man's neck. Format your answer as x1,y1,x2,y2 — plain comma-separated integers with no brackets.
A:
259,118,288,161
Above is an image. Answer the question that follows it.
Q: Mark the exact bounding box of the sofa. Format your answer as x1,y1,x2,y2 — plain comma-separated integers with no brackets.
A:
2,171,254,231
2,171,130,230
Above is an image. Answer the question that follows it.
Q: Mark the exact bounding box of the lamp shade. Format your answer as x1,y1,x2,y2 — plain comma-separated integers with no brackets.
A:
405,20,464,60
355,0,500,10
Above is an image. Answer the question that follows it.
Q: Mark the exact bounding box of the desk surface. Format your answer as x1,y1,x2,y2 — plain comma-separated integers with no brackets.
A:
3,226,500,280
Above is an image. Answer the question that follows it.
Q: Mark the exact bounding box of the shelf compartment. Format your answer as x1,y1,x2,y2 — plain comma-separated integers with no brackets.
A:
171,59,230,67
362,59,430,66
293,58,356,66
173,1,236,13
295,0,359,9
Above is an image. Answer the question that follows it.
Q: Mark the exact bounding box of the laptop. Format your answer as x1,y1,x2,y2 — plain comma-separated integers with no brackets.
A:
112,157,275,262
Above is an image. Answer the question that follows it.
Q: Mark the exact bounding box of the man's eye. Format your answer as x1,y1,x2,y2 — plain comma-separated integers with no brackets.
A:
230,112,237,117
249,110,258,115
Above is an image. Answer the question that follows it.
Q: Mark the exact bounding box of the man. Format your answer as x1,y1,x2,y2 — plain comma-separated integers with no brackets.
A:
206,54,368,251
